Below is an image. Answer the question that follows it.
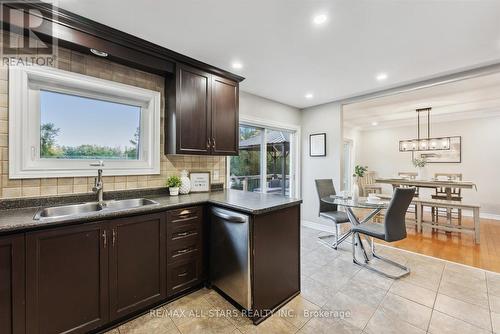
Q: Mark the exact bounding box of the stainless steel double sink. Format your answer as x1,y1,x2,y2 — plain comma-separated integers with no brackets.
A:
33,198,159,220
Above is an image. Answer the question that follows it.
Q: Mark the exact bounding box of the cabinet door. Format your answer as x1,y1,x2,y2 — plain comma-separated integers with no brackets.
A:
0,235,25,334
211,75,239,155
176,64,212,154
26,223,108,334
109,213,166,320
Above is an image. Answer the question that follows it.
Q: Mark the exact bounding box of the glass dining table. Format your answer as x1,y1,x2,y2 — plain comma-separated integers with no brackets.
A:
321,195,390,261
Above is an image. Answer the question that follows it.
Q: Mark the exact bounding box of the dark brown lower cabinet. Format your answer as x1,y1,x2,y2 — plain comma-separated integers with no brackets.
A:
252,205,300,320
109,213,166,320
0,234,26,334
26,222,109,334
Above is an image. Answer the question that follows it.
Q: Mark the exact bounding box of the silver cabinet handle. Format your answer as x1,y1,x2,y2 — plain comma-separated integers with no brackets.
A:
176,247,191,255
102,231,107,248
112,229,116,247
178,272,188,278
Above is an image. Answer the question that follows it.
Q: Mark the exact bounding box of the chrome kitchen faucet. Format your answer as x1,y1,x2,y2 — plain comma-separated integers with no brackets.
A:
90,161,105,204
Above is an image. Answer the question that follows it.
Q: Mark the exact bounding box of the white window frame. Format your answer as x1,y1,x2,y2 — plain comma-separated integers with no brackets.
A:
9,65,161,179
227,115,301,198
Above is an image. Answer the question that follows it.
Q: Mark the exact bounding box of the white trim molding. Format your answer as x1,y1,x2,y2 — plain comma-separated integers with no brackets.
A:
9,65,161,179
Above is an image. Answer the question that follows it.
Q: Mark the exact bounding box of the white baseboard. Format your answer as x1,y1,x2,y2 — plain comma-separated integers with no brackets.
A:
301,220,335,233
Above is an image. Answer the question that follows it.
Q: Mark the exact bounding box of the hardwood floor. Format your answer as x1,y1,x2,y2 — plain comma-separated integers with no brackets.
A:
372,211,500,273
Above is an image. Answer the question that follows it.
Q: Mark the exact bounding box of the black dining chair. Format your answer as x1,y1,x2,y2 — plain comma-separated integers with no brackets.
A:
351,187,416,279
315,179,350,249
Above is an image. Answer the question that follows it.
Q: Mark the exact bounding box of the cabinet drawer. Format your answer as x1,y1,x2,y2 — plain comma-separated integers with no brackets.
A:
167,222,200,242
167,206,203,223
167,258,202,296
167,236,200,264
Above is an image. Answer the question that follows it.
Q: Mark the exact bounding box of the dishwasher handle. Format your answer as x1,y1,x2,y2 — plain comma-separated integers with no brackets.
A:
211,207,248,223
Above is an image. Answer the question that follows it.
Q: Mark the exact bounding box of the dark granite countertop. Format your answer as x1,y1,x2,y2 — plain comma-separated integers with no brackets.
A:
0,189,302,235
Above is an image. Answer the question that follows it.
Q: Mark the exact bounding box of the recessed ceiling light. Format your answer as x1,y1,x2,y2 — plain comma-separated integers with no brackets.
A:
376,73,388,81
371,121,378,126
231,61,243,70
90,48,108,57
305,93,314,99
313,14,327,25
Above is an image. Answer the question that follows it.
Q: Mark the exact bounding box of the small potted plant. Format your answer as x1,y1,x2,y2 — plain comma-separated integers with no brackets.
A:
352,165,368,201
166,176,182,196
412,158,427,180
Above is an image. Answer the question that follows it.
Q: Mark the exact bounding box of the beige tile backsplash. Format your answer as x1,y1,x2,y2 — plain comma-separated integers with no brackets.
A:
0,36,226,199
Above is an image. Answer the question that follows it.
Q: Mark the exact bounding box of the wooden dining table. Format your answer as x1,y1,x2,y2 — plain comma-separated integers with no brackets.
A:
375,177,476,199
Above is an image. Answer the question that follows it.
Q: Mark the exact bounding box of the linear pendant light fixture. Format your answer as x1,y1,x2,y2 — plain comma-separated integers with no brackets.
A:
399,107,451,152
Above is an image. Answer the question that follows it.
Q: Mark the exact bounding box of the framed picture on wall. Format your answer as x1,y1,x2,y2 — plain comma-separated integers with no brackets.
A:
310,133,326,157
190,171,211,192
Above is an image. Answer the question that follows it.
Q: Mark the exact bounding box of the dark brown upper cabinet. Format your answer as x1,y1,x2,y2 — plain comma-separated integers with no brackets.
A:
166,63,239,156
0,235,25,334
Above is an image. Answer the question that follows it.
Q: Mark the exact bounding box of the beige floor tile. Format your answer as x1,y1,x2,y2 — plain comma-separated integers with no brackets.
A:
444,262,486,281
428,310,491,334
119,311,179,334
300,276,337,307
351,268,394,291
300,261,323,278
438,278,489,309
488,271,500,297
389,280,436,308
239,314,298,334
491,311,500,334
490,294,500,313
278,295,321,329
165,292,217,327
297,316,362,334
379,293,432,330
339,279,386,308
400,262,443,292
323,291,378,330
104,330,120,334
434,293,492,331
364,309,425,334
176,315,236,334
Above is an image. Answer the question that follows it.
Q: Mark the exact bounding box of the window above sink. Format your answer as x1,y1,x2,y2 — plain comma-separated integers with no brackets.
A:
8,65,161,179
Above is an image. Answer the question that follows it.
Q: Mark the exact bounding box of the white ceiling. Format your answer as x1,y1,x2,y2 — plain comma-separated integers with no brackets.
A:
343,71,500,130
54,0,500,109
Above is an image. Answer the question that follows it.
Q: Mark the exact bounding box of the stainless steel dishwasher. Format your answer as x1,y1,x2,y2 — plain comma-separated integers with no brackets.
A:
210,206,251,310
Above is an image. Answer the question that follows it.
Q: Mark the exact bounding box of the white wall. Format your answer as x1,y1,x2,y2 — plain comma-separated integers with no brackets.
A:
239,91,301,126
301,102,343,227
357,116,500,216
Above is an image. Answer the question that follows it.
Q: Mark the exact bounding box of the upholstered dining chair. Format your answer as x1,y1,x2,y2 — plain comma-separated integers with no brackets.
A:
315,179,350,249
351,187,416,279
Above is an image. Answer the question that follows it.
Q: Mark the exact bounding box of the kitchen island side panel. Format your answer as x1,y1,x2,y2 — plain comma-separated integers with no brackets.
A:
252,204,301,315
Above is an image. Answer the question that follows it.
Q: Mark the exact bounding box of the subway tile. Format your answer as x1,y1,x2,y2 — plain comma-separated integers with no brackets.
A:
0,133,7,147
2,175,21,188
57,185,73,195
73,177,88,185
40,178,57,187
0,107,7,120
2,187,21,198
0,80,6,94
40,186,58,196
57,178,73,186
0,93,7,108
22,179,41,187
73,185,88,193
22,186,40,197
